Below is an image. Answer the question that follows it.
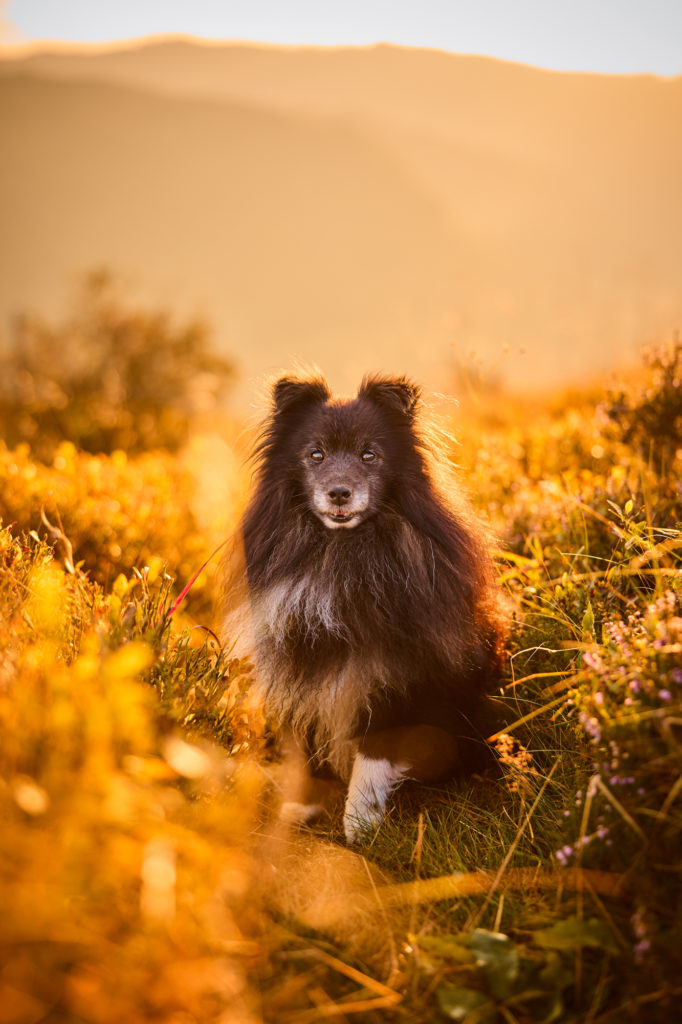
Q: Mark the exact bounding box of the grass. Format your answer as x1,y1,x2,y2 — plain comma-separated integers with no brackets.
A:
1,344,682,1022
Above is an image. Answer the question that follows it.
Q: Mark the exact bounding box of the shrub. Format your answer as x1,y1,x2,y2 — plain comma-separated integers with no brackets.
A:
602,337,682,469
0,270,235,459
0,441,199,592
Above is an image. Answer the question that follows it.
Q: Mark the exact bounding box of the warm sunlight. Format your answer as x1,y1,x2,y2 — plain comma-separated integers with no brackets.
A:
1,5,681,1022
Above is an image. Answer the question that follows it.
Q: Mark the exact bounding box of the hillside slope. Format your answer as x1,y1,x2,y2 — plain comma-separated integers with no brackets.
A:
1,40,681,393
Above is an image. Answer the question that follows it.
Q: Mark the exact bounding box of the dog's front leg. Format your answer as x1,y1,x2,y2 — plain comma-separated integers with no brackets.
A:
343,749,410,843
343,725,461,843
278,730,341,826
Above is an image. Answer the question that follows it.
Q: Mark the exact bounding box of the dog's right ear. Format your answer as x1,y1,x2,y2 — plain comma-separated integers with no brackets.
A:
272,375,330,416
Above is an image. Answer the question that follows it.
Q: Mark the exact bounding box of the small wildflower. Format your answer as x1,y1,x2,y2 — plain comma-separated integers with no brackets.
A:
634,939,651,961
659,689,672,702
583,650,604,672
492,734,535,793
578,712,602,742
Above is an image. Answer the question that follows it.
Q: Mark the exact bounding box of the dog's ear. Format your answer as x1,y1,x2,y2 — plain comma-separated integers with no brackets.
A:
272,375,330,416
358,375,421,419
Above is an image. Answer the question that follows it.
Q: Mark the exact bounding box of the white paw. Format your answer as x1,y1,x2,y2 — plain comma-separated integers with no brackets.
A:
280,801,325,825
343,754,410,843
343,799,385,843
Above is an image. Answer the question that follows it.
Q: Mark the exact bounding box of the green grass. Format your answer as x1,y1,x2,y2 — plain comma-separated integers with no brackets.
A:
2,344,682,1022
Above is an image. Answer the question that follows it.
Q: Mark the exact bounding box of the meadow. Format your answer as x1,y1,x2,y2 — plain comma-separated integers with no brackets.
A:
1,297,681,1023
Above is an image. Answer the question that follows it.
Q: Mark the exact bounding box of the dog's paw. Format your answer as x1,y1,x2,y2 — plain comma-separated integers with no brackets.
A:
343,800,384,844
279,800,325,826
343,753,410,843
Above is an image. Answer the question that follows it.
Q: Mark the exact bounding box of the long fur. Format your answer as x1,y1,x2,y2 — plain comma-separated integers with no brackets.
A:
224,372,506,778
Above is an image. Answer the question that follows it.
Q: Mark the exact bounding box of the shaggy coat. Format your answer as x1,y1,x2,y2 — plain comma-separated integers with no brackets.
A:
224,373,506,837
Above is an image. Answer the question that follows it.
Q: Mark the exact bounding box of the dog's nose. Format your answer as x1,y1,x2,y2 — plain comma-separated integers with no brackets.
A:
328,485,352,506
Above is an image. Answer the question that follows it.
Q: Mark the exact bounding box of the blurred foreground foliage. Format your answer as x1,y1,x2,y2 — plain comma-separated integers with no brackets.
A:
0,526,263,1024
0,271,235,460
1,340,682,1021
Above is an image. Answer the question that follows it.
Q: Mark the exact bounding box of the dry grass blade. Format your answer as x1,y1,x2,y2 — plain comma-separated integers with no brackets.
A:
279,947,402,1022
378,865,625,909
284,993,401,1022
40,506,75,573
594,776,645,840
487,696,566,741
657,772,682,822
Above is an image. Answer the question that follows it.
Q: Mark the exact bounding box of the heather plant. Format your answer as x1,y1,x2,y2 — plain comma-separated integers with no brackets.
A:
561,591,682,964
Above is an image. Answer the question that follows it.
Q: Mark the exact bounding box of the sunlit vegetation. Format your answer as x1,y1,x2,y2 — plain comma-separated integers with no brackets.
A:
1,322,681,1022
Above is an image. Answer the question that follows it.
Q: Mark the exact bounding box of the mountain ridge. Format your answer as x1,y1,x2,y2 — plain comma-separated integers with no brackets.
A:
1,39,680,396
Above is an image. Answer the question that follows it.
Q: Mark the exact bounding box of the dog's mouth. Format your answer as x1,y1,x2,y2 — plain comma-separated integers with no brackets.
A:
326,510,356,523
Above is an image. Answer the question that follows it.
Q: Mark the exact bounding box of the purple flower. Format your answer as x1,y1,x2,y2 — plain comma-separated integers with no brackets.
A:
659,689,672,702
634,939,651,961
594,691,605,706
630,679,641,693
672,669,682,685
578,712,602,742
583,650,603,672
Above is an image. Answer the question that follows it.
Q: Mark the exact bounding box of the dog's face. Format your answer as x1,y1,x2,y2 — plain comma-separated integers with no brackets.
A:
303,442,380,529
269,374,422,530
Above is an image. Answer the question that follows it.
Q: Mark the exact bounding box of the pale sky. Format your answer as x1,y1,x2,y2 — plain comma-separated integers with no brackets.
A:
2,0,682,75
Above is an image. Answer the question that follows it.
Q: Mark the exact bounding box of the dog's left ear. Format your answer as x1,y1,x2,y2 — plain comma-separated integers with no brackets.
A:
358,375,421,419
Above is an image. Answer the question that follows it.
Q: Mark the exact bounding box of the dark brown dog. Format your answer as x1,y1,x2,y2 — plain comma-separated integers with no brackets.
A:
223,374,506,841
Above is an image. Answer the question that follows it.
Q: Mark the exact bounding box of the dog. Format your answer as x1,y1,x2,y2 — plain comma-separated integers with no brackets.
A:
223,373,506,842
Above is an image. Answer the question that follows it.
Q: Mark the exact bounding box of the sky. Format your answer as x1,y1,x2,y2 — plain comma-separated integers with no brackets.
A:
1,0,682,75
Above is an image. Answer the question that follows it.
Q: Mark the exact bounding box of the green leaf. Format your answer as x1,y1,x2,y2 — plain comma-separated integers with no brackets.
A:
436,984,497,1023
535,952,572,1022
581,602,595,638
624,499,634,516
470,929,520,999
533,917,619,955
416,933,475,964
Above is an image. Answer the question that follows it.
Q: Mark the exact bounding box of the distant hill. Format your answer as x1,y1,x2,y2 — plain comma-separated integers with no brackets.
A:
1,38,681,397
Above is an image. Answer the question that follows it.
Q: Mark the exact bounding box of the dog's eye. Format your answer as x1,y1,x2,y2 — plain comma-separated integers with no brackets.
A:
310,449,325,463
361,451,376,463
